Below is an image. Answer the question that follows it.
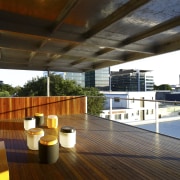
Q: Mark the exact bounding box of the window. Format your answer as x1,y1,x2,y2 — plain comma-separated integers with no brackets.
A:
146,109,148,115
151,109,154,114
115,114,121,120
114,97,120,102
124,113,128,119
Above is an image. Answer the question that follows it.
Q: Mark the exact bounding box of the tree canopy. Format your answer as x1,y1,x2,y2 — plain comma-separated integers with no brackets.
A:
0,83,19,97
154,84,172,91
16,73,105,115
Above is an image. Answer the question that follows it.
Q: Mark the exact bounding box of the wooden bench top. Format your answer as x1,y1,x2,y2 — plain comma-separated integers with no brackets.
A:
0,114,180,179
0,141,9,180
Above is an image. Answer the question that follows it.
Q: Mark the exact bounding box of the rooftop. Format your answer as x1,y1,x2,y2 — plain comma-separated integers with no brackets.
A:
1,114,180,179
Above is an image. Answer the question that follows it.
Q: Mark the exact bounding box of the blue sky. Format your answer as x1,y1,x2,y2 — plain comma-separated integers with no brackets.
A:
0,50,180,87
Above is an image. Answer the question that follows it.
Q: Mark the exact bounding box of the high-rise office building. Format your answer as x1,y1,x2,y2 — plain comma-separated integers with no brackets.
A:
49,68,154,92
63,72,85,87
85,67,110,91
110,69,154,91
43,71,85,87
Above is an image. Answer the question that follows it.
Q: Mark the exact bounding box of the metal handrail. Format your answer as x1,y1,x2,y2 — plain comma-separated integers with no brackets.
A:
86,96,180,134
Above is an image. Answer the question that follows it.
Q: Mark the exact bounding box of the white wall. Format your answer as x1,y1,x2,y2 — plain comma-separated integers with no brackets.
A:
100,91,156,121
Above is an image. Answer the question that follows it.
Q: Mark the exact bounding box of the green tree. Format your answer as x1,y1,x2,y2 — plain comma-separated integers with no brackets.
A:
49,74,84,96
18,76,50,96
17,73,105,115
0,83,19,96
82,87,105,115
154,84,172,90
0,83,15,95
0,91,10,97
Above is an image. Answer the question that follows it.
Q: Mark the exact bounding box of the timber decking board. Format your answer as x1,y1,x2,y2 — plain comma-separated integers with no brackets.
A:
0,114,180,180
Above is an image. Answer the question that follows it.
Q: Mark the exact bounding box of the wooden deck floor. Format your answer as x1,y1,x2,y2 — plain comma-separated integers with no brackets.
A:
0,114,180,180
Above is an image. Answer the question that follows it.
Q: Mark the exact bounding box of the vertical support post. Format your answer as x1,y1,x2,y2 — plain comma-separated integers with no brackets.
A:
137,69,140,91
109,67,112,120
110,97,112,120
155,101,159,133
109,67,111,92
85,96,87,114
47,71,50,97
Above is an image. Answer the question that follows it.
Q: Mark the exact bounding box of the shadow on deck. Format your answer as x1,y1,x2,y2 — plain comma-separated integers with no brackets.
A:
0,114,180,179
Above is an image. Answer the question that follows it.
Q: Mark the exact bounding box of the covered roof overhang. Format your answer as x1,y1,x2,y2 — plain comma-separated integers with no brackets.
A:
0,0,179,72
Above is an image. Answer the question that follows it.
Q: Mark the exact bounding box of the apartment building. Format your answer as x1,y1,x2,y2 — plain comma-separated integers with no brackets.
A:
111,69,154,91
100,91,156,122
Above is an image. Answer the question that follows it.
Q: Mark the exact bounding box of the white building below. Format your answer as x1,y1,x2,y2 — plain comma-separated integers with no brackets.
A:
100,91,156,122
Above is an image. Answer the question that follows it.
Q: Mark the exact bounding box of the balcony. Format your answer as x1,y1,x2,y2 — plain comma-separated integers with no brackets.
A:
0,96,180,179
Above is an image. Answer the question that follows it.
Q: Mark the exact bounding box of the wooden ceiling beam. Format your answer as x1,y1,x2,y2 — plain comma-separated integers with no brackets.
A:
94,47,114,56
36,0,79,58
50,0,79,33
152,34,180,54
92,61,121,70
71,58,87,66
119,52,152,62
120,16,180,46
83,0,150,38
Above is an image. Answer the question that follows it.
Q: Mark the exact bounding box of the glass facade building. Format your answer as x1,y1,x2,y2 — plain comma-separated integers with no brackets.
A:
64,72,85,87
111,69,154,91
47,68,154,92
85,67,110,91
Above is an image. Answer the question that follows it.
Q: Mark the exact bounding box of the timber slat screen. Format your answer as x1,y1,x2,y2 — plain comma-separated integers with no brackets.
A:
0,114,180,179
0,96,86,119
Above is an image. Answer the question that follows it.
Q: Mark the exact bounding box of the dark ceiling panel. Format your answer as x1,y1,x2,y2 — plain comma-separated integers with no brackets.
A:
0,0,179,72
0,0,69,20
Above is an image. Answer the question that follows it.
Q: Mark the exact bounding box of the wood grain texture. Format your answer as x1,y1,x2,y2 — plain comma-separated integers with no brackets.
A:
0,114,180,179
0,96,86,119
0,141,9,180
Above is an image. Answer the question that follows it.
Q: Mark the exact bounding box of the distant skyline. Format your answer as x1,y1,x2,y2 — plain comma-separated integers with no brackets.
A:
0,50,180,87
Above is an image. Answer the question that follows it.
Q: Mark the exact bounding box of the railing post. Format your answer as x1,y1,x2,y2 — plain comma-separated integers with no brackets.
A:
85,96,87,114
47,71,50,97
155,101,159,133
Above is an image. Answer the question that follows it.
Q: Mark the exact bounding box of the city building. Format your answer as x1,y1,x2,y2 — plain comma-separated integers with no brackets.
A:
85,67,110,91
63,72,85,87
110,69,154,91
43,71,85,87
100,91,156,122
49,68,154,92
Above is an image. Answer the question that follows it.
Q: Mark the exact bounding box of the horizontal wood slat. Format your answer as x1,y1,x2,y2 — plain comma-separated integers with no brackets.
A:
0,96,86,119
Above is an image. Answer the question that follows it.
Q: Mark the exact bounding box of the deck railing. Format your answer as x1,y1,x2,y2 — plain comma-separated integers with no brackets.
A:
0,96,87,119
86,96,180,136
1,95,179,137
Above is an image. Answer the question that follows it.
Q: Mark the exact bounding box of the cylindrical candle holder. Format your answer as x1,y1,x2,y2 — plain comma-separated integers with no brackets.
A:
59,126,76,148
24,116,36,130
47,115,58,128
27,128,44,150
39,135,59,164
34,113,44,127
